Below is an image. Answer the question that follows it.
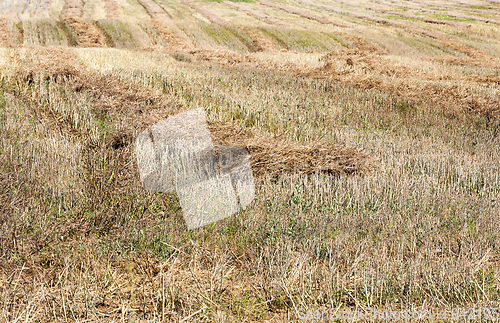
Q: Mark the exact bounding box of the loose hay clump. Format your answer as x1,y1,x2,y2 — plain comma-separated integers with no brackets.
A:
0,19,14,48
12,46,81,80
64,17,106,47
207,120,377,176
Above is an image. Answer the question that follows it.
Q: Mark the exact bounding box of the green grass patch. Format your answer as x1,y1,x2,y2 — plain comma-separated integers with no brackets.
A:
22,19,68,46
199,23,249,52
96,20,136,49
428,13,476,22
257,27,340,52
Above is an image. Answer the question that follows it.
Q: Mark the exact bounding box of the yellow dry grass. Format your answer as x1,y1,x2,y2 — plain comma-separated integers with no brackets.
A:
1,0,500,320
64,17,106,47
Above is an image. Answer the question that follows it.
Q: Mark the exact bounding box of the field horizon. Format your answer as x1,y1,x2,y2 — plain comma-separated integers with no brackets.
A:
1,0,500,321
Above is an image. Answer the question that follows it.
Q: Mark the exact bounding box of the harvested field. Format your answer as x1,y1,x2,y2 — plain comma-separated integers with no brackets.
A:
0,20,13,47
326,0,469,27
64,17,106,47
103,0,120,18
179,0,228,26
240,26,280,52
21,20,68,46
2,0,500,320
223,1,292,27
434,39,500,68
5,46,370,176
64,0,84,17
150,19,193,50
306,56,500,119
96,19,153,48
260,0,349,27
299,0,410,28
137,0,171,19
208,120,375,176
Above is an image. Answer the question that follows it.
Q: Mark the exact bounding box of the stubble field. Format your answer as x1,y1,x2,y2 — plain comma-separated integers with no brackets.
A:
1,0,500,321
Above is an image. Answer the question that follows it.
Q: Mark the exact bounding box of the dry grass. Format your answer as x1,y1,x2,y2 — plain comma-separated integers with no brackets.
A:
1,0,500,320
2,47,500,320
103,0,120,18
0,20,14,48
137,0,171,19
64,17,107,47
64,0,84,17
223,1,292,27
260,0,349,27
150,19,194,51
180,0,228,26
208,120,375,176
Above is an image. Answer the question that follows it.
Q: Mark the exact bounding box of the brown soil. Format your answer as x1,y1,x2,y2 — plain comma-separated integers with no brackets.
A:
137,0,171,19
64,17,106,47
260,0,349,28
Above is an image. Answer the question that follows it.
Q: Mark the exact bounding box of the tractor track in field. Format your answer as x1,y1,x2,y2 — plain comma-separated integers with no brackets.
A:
103,0,120,18
324,0,474,27
179,0,228,26
260,0,350,28
176,0,278,53
377,0,500,23
222,1,293,27
136,0,171,20
149,19,193,51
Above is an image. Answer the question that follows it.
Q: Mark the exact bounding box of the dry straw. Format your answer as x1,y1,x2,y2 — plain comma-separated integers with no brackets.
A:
8,46,377,177
64,17,107,47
